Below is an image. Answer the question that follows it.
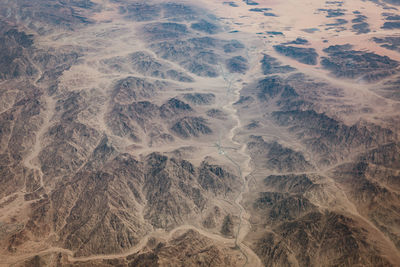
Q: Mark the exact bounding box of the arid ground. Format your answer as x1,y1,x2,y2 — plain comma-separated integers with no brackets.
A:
0,0,400,266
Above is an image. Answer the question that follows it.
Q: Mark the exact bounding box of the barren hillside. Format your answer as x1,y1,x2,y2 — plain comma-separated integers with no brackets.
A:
0,0,399,266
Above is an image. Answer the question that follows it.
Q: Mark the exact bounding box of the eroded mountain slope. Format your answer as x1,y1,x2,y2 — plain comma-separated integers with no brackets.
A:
0,0,400,266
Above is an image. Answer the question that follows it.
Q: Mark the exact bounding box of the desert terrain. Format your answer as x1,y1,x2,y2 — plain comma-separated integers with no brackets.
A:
0,0,400,266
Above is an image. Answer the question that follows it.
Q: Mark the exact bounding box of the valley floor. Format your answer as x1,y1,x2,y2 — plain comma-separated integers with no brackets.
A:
1,0,400,266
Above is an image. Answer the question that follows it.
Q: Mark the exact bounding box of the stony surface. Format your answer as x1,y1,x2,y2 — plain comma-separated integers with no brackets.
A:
1,0,400,266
